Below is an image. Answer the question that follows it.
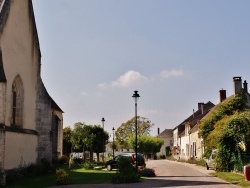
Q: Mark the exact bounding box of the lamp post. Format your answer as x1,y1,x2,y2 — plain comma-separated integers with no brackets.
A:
132,90,140,172
101,117,105,161
112,127,115,159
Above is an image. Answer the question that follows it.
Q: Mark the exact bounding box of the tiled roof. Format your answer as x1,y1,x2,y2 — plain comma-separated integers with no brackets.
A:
174,101,215,136
158,129,173,137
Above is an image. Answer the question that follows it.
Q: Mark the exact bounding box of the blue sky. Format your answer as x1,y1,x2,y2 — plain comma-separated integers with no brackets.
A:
32,0,250,136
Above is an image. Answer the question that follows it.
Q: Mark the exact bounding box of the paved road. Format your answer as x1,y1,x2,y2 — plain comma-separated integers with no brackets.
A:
57,160,238,188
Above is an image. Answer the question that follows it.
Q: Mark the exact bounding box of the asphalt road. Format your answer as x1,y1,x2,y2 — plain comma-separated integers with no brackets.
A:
56,159,239,188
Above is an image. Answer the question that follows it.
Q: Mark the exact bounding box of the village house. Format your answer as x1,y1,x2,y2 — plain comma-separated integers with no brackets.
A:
157,128,173,157
0,0,63,171
172,102,215,160
173,76,250,161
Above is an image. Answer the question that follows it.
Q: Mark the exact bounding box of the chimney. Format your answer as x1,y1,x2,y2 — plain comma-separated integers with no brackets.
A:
233,77,242,95
219,89,226,102
243,80,248,93
158,128,160,135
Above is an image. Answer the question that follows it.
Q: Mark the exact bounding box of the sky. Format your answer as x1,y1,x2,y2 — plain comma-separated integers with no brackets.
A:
32,0,250,136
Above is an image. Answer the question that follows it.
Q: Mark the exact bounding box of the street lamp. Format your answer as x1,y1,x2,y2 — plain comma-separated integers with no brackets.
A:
112,127,115,159
132,90,140,172
101,117,105,161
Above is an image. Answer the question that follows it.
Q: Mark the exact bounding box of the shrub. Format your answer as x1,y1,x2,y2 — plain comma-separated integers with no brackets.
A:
83,161,94,170
111,156,141,184
56,168,69,185
72,157,83,164
159,154,166,159
139,168,156,177
6,163,51,183
60,155,69,164
196,158,206,167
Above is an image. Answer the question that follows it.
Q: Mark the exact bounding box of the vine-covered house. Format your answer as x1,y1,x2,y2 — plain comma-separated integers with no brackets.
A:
0,0,63,171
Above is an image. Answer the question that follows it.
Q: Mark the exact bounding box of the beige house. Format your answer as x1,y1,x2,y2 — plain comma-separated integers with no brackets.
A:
180,77,250,160
0,0,63,170
172,102,215,160
157,129,173,157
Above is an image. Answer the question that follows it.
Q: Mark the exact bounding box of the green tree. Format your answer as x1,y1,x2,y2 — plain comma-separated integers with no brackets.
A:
128,135,164,157
115,116,154,149
70,122,109,162
71,122,96,161
63,126,72,156
91,125,109,162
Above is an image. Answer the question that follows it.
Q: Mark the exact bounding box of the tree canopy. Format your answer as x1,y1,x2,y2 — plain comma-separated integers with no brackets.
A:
63,126,72,156
115,116,154,149
69,122,109,161
128,135,164,156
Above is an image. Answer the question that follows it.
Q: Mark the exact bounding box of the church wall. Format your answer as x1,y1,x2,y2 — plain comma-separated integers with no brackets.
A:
4,131,37,169
36,79,53,163
0,83,6,123
0,0,39,130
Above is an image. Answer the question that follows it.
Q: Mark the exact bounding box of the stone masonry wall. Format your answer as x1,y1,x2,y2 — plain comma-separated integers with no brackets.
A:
0,131,5,169
0,83,6,123
0,83,6,169
35,78,52,163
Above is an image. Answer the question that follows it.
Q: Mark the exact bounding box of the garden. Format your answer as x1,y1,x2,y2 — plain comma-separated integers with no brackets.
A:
3,155,155,187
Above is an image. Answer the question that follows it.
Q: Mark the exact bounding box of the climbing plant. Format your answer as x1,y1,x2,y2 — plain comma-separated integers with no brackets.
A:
199,93,250,171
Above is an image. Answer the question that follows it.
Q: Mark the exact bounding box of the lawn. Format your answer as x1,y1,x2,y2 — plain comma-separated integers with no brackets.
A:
211,172,250,187
5,165,116,188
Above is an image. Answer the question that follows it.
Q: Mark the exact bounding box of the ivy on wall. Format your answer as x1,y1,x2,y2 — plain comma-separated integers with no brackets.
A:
199,93,250,171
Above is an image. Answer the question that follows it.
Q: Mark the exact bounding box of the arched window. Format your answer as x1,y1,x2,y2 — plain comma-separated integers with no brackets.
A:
12,75,24,126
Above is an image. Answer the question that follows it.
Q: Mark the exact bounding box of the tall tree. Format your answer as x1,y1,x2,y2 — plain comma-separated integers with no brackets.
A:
128,135,164,158
63,126,72,156
91,125,109,162
71,122,96,161
70,122,109,162
115,116,154,149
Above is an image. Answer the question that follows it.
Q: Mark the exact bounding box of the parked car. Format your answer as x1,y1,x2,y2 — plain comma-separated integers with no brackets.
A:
105,153,146,171
206,149,218,170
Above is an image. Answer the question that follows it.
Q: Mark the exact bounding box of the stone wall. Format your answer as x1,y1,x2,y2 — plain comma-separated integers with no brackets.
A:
0,83,6,169
0,129,5,169
0,83,6,123
35,78,52,163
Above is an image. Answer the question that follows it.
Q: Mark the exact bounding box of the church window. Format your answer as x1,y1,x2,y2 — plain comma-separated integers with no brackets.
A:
12,75,24,126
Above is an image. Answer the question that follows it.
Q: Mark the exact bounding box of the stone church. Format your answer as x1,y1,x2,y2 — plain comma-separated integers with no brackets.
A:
0,0,63,170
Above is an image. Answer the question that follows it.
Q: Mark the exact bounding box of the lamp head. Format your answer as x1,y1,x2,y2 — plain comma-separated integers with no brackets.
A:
132,90,140,102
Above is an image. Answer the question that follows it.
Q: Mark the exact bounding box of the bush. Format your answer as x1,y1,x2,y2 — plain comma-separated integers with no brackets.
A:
72,158,83,164
56,168,69,185
159,154,166,159
111,156,141,184
196,159,206,167
6,162,52,183
83,161,94,170
139,168,156,177
60,155,69,164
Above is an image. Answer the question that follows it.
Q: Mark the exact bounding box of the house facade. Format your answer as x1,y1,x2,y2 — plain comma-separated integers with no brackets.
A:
0,0,63,170
157,129,173,157
172,76,250,161
172,102,215,160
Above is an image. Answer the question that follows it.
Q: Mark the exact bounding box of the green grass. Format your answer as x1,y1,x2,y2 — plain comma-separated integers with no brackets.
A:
211,172,250,187
6,165,116,188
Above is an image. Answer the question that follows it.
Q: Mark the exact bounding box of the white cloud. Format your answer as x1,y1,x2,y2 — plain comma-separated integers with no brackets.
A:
160,69,184,78
80,91,88,96
98,70,148,88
